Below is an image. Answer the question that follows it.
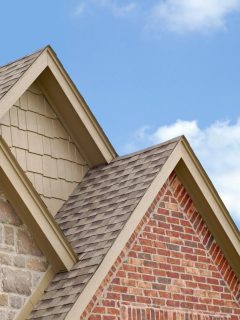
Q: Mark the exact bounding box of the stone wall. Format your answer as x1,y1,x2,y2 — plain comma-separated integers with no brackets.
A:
0,185,48,320
81,171,240,320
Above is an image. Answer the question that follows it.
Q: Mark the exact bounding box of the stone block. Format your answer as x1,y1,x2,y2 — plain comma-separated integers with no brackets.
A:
0,252,12,266
2,268,31,296
13,256,25,268
10,295,22,309
4,226,14,246
0,200,21,226
17,229,42,257
0,309,6,320
26,257,47,272
0,293,8,306
7,310,16,320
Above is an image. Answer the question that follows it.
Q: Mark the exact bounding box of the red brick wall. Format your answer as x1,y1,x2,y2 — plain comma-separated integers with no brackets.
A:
81,172,240,320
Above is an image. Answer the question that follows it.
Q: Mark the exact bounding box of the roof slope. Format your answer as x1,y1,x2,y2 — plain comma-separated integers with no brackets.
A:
29,137,181,320
0,47,44,100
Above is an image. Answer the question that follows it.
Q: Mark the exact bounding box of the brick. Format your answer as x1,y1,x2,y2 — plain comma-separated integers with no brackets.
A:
81,172,240,320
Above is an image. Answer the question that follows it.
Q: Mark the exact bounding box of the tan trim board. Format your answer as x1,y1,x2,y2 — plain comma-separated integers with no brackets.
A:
45,47,116,163
0,51,48,119
15,266,55,320
65,142,182,320
0,137,77,271
180,138,240,249
176,139,240,277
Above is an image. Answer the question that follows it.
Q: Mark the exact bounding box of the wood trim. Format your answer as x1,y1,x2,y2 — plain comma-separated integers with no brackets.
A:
15,266,55,320
45,47,116,163
0,136,77,271
180,137,240,245
0,51,48,120
176,138,240,277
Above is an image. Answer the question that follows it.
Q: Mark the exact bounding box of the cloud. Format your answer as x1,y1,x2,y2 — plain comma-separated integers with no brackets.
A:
74,0,136,18
149,0,240,33
123,119,240,227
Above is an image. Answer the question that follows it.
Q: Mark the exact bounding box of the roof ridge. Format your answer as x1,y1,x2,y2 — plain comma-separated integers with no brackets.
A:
112,135,183,163
0,46,47,71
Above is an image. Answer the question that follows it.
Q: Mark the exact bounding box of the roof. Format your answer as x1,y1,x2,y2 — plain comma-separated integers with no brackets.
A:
0,46,116,166
0,47,45,100
29,136,181,319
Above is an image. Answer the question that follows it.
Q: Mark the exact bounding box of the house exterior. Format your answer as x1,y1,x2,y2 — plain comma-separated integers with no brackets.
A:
0,46,239,320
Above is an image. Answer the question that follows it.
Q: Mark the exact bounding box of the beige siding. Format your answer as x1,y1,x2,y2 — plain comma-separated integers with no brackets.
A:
0,82,89,215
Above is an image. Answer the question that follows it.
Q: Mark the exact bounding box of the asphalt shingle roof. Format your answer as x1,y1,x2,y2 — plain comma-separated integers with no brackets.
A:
0,48,44,101
29,136,181,320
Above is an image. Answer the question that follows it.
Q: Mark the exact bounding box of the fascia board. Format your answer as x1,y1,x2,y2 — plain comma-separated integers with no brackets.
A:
179,138,240,254
0,137,77,271
45,48,117,163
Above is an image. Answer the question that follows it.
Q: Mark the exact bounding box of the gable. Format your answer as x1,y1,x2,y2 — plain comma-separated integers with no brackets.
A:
0,46,116,169
0,82,89,215
80,172,240,319
27,136,240,320
28,138,180,319
0,181,48,320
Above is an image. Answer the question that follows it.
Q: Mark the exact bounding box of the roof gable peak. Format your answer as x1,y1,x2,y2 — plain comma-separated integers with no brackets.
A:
0,46,116,166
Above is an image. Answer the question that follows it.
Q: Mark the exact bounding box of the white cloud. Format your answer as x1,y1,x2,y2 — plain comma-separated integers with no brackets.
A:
124,119,240,226
74,0,136,17
149,0,240,33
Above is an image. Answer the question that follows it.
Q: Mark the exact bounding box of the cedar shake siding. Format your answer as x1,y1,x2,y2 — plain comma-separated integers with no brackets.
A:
0,82,89,215
81,172,240,320
0,183,48,320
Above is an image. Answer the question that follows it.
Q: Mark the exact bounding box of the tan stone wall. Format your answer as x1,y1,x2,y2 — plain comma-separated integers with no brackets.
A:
0,82,89,215
0,185,48,320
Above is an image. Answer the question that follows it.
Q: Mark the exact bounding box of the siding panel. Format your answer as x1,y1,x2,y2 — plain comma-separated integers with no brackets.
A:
0,82,89,215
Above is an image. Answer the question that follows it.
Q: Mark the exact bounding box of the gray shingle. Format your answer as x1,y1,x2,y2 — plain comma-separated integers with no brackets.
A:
0,48,45,102
29,137,181,319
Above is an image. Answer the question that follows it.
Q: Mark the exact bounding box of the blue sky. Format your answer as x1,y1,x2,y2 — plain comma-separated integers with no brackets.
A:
1,0,240,227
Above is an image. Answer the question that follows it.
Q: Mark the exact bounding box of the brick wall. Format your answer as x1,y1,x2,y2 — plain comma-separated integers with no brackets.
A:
81,172,240,320
0,82,89,215
0,184,48,320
